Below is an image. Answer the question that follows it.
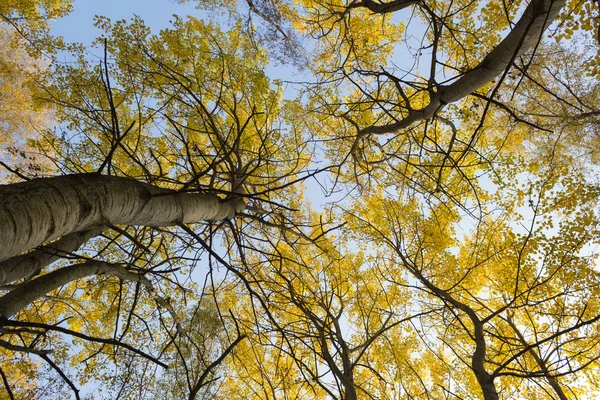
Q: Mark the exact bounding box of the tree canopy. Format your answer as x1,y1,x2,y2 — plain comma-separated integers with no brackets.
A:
0,0,599,399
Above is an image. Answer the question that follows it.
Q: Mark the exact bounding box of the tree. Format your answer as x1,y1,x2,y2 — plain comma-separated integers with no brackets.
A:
203,0,600,398
0,0,599,398
0,13,310,399
150,302,246,399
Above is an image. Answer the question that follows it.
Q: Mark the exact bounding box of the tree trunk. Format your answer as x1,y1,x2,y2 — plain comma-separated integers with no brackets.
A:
0,226,105,286
344,383,358,400
0,174,246,271
0,261,144,321
360,0,567,136
472,323,499,400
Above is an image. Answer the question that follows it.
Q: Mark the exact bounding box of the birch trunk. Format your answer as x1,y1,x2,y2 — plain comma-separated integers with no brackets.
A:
0,174,246,268
0,226,105,286
0,261,148,322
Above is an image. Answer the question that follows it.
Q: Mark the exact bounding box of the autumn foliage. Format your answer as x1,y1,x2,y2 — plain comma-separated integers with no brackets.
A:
0,0,599,399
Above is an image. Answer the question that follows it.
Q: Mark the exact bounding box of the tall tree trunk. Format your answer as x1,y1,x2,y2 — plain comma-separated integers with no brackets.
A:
0,174,246,273
0,226,105,286
0,261,145,321
344,381,358,400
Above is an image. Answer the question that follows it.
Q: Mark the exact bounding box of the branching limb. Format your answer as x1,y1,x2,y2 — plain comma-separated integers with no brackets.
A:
3,319,169,368
353,0,566,151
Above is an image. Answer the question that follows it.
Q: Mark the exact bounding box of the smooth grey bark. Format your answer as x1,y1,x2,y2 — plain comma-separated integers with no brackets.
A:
0,226,105,286
356,0,567,139
0,261,138,321
0,260,176,325
0,174,246,268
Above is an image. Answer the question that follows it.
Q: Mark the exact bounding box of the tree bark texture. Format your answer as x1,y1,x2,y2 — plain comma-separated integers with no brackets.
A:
0,226,105,286
0,174,246,270
0,261,145,321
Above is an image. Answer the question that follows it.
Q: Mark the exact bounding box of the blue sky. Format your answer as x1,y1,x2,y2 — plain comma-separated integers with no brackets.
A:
51,0,200,45
50,0,306,90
